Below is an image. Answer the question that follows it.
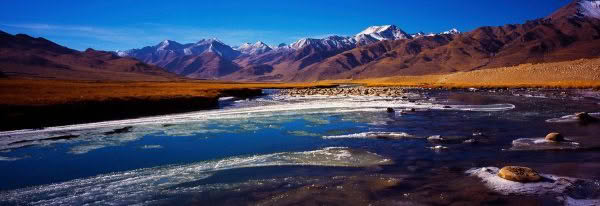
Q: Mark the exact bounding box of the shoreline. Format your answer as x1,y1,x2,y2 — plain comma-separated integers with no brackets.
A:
0,89,262,131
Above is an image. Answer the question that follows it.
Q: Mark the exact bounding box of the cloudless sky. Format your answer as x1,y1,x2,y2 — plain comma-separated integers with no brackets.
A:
0,0,572,51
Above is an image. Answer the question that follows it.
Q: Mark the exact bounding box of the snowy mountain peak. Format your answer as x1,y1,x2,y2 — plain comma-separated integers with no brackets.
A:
578,0,600,19
290,38,314,49
441,28,461,35
253,41,268,46
411,32,436,38
357,25,394,36
356,25,411,41
157,40,182,50
196,38,224,45
236,41,272,55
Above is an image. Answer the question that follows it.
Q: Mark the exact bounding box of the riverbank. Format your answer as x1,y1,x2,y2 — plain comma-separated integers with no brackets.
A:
2,56,599,130
340,58,600,89
0,79,335,131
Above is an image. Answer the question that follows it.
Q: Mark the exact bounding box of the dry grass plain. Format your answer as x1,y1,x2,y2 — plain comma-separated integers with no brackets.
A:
346,58,600,89
0,79,334,106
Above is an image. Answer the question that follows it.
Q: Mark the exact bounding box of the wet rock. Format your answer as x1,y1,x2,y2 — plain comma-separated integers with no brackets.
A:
497,166,541,183
387,108,395,113
575,112,599,123
545,132,565,142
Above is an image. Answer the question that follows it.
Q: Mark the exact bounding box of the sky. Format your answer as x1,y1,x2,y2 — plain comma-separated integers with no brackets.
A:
0,0,572,51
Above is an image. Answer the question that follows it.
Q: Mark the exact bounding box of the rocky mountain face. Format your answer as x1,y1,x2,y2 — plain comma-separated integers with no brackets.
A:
0,31,177,80
117,0,600,82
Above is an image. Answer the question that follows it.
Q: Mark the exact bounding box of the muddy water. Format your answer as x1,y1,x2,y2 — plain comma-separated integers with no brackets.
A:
0,88,599,205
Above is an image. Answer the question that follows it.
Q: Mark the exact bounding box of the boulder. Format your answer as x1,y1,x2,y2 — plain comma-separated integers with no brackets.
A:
497,166,541,182
545,132,564,142
575,112,599,123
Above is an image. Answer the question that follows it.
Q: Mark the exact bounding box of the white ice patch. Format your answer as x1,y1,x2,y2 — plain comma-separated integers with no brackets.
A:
0,147,392,205
467,167,600,205
546,112,600,123
322,132,415,139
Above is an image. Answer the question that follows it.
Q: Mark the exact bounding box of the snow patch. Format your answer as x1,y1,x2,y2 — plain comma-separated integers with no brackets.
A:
579,0,600,19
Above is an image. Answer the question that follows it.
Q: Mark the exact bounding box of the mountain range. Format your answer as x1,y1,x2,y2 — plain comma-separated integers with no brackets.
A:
1,0,600,82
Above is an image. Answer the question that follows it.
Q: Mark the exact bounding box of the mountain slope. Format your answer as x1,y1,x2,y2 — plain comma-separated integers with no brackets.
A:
290,0,600,81
163,52,241,79
0,31,177,81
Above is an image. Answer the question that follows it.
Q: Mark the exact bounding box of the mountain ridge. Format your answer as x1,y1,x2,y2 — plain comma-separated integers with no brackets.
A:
0,32,178,81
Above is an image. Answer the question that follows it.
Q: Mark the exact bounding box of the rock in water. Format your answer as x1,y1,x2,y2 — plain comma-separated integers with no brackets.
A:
575,112,599,123
497,166,541,182
545,132,564,142
387,108,395,113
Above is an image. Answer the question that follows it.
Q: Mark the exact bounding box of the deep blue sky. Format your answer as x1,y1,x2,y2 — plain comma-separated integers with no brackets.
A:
0,0,571,51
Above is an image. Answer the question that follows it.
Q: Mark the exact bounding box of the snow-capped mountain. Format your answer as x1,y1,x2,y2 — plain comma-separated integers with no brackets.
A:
291,35,356,50
235,41,272,55
186,39,241,60
440,28,461,35
356,25,411,41
118,38,240,63
411,32,435,38
354,25,412,45
289,25,412,50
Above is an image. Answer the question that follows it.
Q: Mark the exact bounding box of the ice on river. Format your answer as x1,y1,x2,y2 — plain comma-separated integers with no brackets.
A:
0,147,392,205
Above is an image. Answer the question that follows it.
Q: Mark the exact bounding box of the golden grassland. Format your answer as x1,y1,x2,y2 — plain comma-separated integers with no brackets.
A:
344,58,600,89
1,58,599,106
0,79,335,105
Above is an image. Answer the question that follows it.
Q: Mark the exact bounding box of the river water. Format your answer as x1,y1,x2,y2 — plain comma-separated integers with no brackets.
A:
0,88,599,205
